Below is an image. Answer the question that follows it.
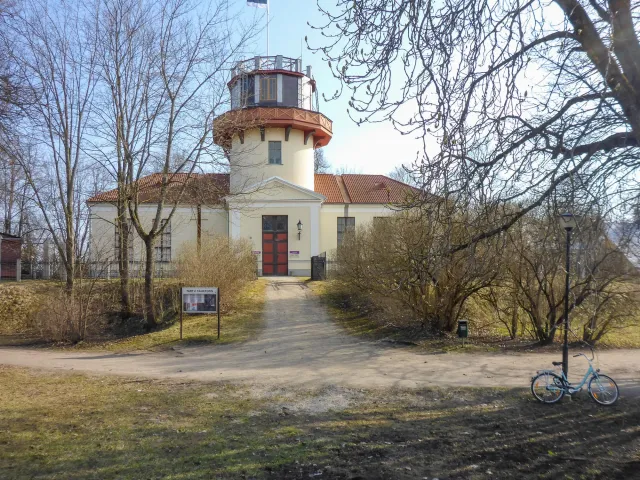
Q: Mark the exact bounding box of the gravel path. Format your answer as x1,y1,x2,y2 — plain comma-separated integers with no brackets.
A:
1,279,639,395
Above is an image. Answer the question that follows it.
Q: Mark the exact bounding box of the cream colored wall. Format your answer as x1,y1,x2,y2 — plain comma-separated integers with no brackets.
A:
90,199,394,276
89,205,117,261
319,204,394,256
229,127,314,194
89,203,228,262
236,205,311,275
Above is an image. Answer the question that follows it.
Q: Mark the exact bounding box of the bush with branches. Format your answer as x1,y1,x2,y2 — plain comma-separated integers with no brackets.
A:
334,208,502,334
175,235,256,310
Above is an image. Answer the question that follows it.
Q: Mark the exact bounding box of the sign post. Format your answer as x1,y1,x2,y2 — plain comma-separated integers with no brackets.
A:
181,287,220,340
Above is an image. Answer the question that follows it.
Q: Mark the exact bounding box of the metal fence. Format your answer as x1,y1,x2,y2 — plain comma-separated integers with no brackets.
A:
0,260,178,281
88,261,177,279
0,261,21,281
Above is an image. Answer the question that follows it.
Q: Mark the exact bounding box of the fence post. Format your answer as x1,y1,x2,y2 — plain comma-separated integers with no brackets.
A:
16,259,21,282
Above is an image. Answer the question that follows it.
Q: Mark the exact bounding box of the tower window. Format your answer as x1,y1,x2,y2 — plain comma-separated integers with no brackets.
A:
260,76,277,102
239,75,254,106
268,141,282,164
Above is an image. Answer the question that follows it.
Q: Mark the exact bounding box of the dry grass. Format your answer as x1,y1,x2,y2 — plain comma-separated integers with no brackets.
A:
73,279,268,352
0,278,268,351
1,366,638,479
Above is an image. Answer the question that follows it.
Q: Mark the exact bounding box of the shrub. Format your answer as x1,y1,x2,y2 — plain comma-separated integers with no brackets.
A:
31,280,106,343
174,235,256,309
334,210,501,334
0,284,42,334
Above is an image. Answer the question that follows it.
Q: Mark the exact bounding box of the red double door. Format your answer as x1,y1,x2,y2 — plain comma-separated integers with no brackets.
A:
262,215,288,276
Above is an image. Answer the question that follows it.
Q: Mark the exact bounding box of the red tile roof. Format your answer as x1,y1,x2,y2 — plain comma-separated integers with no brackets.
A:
88,173,418,205
339,174,417,204
87,173,229,205
313,174,344,203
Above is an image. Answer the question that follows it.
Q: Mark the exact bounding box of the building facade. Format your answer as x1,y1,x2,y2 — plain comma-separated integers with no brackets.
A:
88,55,417,277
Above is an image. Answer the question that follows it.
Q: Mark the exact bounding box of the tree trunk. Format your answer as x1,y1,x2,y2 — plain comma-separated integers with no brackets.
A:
510,295,518,339
539,320,558,345
119,273,131,319
116,205,132,320
65,228,75,293
143,238,157,329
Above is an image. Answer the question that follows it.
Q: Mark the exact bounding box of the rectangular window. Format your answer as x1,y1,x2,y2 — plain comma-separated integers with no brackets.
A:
155,219,171,263
240,75,254,106
260,76,277,101
114,219,134,260
337,217,355,246
268,141,282,164
282,75,299,107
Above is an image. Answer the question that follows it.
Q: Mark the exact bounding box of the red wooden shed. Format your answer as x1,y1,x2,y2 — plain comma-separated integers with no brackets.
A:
0,232,22,280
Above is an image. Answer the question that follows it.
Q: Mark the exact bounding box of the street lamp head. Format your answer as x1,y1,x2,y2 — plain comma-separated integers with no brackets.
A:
297,220,303,232
558,212,577,230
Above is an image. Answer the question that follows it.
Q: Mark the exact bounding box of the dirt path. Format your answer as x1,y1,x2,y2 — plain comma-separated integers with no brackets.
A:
1,279,639,395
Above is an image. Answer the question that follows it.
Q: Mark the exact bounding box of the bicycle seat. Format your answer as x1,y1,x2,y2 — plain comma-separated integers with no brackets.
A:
552,361,563,366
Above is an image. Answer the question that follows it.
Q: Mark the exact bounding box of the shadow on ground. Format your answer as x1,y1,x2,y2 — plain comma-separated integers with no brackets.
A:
1,366,638,480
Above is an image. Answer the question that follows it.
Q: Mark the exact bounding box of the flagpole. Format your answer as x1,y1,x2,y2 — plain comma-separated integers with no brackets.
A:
267,0,270,56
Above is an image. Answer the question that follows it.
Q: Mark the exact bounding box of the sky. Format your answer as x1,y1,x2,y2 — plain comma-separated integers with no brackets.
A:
237,0,424,175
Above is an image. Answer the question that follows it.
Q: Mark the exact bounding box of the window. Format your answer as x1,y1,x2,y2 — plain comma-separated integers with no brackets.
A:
240,75,254,107
260,75,277,101
268,141,282,165
263,215,287,232
282,75,299,107
337,217,355,246
155,219,171,263
114,219,134,260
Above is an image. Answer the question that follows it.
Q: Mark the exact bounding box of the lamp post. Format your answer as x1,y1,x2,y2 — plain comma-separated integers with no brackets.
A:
558,212,577,378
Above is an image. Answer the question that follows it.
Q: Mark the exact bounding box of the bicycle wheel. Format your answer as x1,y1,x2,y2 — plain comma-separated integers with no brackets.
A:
531,372,565,404
588,374,619,406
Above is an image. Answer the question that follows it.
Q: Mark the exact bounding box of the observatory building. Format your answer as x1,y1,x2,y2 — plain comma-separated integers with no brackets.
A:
89,55,417,276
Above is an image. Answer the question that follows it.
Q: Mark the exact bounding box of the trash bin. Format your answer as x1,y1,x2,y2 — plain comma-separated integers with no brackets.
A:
457,319,469,338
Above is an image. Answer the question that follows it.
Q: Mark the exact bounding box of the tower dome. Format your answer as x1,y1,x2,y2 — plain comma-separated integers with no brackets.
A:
213,55,333,194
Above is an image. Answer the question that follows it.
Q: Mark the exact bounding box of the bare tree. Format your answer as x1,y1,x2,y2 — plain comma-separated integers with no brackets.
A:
1,0,99,291
312,1,640,250
0,1,23,159
388,165,418,187
93,0,256,327
314,148,330,173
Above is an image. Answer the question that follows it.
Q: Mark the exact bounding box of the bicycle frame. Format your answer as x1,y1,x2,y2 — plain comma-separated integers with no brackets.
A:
560,362,598,394
537,353,601,394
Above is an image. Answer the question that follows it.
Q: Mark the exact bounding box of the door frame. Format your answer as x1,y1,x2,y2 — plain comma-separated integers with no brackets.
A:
261,215,288,276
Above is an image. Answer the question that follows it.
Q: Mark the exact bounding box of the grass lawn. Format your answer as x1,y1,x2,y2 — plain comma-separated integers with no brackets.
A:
309,281,640,351
1,366,638,479
80,279,268,352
